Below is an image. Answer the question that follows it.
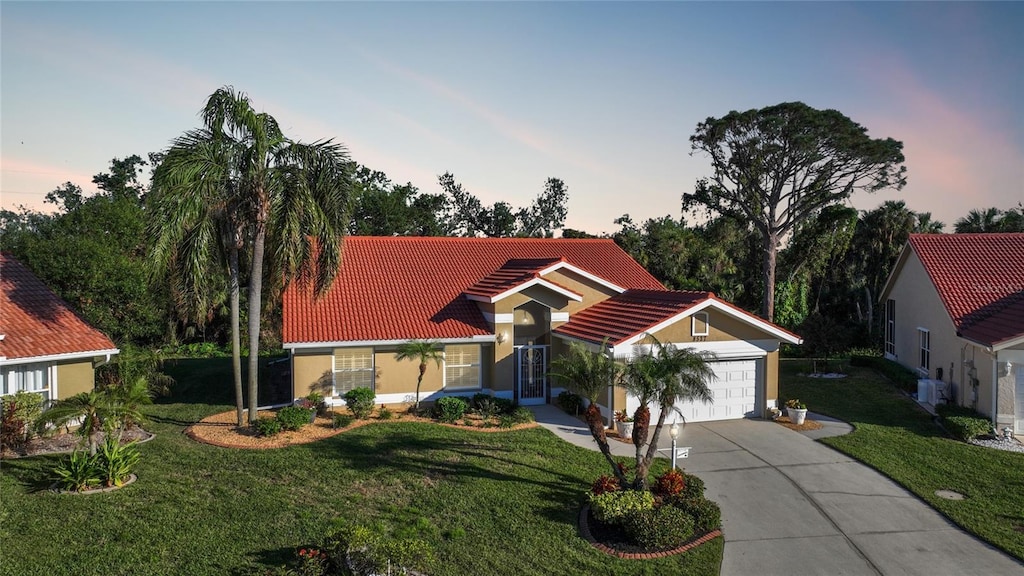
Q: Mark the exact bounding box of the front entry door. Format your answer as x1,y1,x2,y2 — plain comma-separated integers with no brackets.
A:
517,345,548,406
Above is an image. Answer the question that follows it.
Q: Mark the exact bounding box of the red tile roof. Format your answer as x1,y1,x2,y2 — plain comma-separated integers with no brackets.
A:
0,253,117,361
283,237,665,344
908,233,1024,347
464,258,582,301
553,289,710,345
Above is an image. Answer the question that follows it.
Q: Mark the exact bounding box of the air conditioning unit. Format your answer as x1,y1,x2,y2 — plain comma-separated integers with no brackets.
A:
929,380,948,406
917,379,931,403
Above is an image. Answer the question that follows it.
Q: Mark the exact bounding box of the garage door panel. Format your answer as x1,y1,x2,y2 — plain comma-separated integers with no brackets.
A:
652,358,759,423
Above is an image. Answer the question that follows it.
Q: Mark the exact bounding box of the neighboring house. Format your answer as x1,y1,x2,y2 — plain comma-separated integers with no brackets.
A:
880,233,1024,433
0,253,119,403
283,237,801,424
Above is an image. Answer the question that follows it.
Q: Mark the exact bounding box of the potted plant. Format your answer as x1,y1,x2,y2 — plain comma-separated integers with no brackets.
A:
785,399,808,426
614,409,634,440
295,397,318,423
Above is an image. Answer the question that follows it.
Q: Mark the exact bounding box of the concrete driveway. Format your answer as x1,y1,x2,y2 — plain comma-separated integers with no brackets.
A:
530,405,1024,576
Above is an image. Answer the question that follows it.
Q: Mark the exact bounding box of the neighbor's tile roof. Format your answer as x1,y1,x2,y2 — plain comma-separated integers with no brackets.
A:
553,289,710,345
0,253,117,361
282,237,664,344
909,233,1024,346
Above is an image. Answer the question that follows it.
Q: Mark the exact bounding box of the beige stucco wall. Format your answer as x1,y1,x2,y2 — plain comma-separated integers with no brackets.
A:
885,251,982,411
374,348,444,396
765,350,779,403
292,351,333,398
56,360,94,400
651,309,773,344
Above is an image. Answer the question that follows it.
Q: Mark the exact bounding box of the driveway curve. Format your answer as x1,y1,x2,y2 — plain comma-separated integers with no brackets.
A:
530,405,1024,576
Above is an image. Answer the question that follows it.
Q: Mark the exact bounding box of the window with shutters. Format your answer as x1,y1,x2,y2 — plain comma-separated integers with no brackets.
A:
332,348,374,394
445,344,481,390
918,329,930,373
0,363,51,402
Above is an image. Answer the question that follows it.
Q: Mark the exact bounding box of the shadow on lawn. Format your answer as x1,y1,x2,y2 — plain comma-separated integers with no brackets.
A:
301,425,586,524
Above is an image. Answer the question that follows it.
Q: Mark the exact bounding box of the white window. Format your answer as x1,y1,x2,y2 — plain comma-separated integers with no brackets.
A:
333,348,374,394
918,329,930,373
0,363,51,402
691,312,710,337
885,300,895,357
445,344,481,390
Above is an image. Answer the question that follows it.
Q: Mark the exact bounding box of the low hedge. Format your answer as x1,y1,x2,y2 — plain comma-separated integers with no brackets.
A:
668,497,722,535
936,404,992,441
623,504,695,550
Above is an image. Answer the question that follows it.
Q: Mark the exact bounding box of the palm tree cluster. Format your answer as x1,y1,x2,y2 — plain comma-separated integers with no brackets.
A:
550,337,716,490
149,86,353,426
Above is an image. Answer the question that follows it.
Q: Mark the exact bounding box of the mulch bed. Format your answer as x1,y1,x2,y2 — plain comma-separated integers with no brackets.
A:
773,416,823,432
1,426,153,460
578,505,722,559
185,407,538,450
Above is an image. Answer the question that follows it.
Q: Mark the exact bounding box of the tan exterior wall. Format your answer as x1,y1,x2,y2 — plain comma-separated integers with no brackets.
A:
292,351,333,398
765,351,779,403
886,251,979,410
56,360,94,400
374,349,444,396
651,309,773,344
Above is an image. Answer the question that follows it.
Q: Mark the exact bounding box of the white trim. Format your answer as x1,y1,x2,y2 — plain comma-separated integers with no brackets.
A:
370,388,510,405
691,312,710,337
466,277,583,304
536,261,626,294
551,333,609,353
551,312,569,323
0,348,120,367
331,347,375,396
443,343,482,391
917,327,931,373
482,312,514,324
613,339,776,359
285,336,494,350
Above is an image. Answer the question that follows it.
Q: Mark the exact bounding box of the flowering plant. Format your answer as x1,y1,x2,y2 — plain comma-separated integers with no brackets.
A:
785,399,807,410
614,409,633,423
296,547,328,576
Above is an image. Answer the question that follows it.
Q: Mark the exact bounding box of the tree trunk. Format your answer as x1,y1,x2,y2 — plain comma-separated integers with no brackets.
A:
415,362,426,412
761,231,779,322
634,403,671,490
229,246,244,427
864,286,874,336
247,226,266,425
632,405,650,472
584,404,629,486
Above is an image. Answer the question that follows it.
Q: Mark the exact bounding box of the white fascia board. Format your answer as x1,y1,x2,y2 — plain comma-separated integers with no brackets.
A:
487,277,583,303
992,334,1024,352
551,312,570,322
878,242,913,304
538,262,626,293
618,299,801,346
613,339,776,359
0,348,120,367
481,312,514,324
284,336,495,351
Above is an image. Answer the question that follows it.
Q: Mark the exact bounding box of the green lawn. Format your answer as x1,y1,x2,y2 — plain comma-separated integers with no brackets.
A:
0,358,722,576
781,361,1024,561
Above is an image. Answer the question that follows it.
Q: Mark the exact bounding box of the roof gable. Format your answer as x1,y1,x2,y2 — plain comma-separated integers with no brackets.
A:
552,290,801,348
0,253,118,362
464,258,584,303
283,237,664,345
903,233,1024,347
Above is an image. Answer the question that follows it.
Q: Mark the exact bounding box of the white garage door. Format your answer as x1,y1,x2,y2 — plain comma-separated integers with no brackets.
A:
639,359,759,423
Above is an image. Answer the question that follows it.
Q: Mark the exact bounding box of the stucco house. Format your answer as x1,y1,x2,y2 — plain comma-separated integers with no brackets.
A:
879,233,1024,433
0,253,119,403
283,237,801,425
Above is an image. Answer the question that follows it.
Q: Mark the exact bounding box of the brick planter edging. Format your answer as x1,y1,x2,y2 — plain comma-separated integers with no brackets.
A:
578,504,723,559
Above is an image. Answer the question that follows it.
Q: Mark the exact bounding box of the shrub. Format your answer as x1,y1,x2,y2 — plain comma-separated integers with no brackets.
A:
497,414,515,428
556,390,584,414
53,449,102,492
681,473,706,500
344,387,376,419
470,392,492,409
295,547,328,576
653,469,686,498
623,505,694,550
333,413,354,428
1,400,26,450
435,396,469,423
474,398,500,419
491,397,514,414
511,406,534,424
96,436,140,487
325,524,433,576
936,404,991,441
669,498,722,535
377,405,393,420
589,489,655,525
591,475,621,495
254,417,283,437
278,406,313,432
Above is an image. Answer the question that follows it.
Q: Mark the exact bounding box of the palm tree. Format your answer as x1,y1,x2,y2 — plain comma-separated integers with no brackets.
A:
913,212,945,234
549,341,627,486
618,346,660,472
34,391,117,455
152,86,352,425
954,207,1001,233
633,341,716,490
394,340,444,413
